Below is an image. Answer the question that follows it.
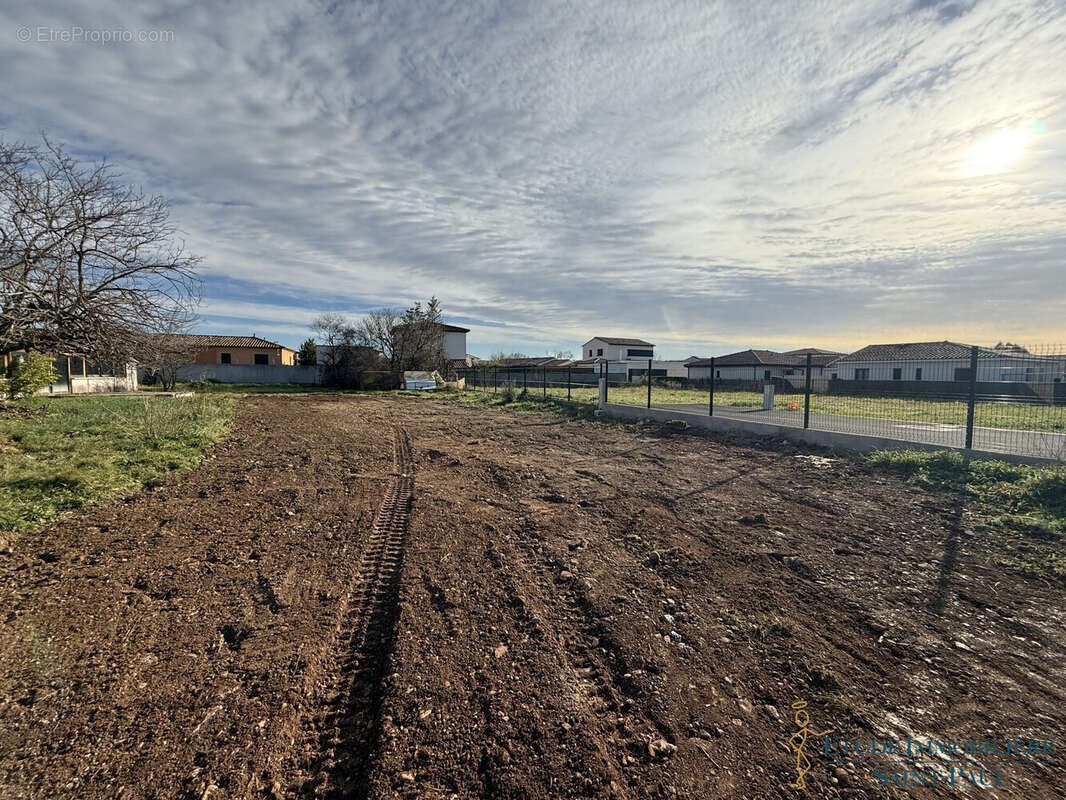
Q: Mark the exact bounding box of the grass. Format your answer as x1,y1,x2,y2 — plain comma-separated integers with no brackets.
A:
499,383,1066,433
432,385,601,421
0,394,233,535
869,449,1066,580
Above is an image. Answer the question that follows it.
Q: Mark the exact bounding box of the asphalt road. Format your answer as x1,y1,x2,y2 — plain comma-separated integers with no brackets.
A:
649,403,1066,460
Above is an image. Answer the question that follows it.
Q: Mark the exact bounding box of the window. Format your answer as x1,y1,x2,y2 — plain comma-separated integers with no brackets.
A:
855,368,870,380
953,367,971,382
596,348,603,357
220,352,232,364
716,369,721,378
763,370,771,380
915,368,922,381
892,368,902,380
254,353,269,365
588,349,592,357
831,372,838,380
626,348,654,358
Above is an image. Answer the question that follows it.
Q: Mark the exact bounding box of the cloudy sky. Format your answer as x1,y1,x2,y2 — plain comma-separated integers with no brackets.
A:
2,0,1064,358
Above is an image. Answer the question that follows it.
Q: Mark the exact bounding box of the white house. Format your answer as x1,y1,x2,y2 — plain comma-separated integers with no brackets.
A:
442,324,469,361
832,341,1065,383
579,336,692,381
582,336,655,361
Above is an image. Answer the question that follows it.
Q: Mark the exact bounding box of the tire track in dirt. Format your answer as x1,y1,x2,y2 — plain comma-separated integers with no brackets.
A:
479,535,635,799
298,425,414,799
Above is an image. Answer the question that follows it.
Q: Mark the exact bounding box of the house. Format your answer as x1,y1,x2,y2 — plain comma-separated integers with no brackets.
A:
442,324,470,362
582,336,655,361
1,350,138,394
171,334,296,366
831,341,1065,383
686,348,844,384
578,336,694,381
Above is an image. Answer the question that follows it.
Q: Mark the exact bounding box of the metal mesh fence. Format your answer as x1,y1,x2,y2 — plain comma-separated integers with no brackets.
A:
459,345,1066,460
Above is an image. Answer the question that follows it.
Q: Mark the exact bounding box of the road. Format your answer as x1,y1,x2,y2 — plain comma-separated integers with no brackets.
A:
649,402,1066,460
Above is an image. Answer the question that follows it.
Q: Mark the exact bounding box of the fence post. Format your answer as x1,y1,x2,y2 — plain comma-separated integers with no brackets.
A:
708,357,715,416
567,366,571,402
493,367,497,394
647,358,652,409
965,345,979,449
543,366,547,398
523,366,528,394
803,353,813,429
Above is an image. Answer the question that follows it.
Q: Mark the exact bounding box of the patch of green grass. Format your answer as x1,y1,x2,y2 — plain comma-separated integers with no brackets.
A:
536,384,1066,433
0,394,233,534
869,449,1066,580
448,387,599,421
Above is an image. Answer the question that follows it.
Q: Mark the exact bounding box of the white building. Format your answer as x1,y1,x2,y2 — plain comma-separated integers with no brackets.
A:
578,336,690,381
442,324,469,361
582,336,655,361
832,341,1065,383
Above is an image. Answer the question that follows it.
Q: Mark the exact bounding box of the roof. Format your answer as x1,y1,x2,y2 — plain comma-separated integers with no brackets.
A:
168,334,290,350
686,347,845,369
837,341,999,362
782,348,845,357
585,337,654,347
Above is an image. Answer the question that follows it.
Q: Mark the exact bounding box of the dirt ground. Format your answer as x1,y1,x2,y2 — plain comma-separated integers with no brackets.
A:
1,395,1063,799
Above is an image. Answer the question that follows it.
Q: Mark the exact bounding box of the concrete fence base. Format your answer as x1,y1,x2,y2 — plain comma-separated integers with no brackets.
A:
602,403,1057,465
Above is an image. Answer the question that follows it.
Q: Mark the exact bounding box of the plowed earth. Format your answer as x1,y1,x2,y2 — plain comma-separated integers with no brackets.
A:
1,396,1063,799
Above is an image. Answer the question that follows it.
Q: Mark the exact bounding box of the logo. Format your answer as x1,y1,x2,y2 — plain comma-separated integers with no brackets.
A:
788,700,834,789
784,701,1057,791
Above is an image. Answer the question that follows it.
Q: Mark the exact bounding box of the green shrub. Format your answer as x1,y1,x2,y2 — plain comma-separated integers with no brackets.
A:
7,353,58,399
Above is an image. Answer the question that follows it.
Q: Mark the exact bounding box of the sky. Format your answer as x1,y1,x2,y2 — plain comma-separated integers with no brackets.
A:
1,0,1064,359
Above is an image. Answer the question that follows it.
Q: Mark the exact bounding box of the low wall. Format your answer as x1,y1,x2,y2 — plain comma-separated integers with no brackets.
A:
175,364,323,385
602,403,1057,465
39,372,139,395
827,379,1064,403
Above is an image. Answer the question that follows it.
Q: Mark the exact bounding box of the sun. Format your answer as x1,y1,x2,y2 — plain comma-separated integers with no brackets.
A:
960,127,1032,177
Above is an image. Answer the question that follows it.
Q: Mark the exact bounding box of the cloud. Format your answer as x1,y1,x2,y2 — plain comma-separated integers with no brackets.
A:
1,0,1064,358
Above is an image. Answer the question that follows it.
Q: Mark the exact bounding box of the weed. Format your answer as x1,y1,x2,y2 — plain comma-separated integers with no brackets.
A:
0,394,233,533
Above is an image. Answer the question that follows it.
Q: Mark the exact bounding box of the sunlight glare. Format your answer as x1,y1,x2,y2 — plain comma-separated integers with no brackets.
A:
960,127,1032,177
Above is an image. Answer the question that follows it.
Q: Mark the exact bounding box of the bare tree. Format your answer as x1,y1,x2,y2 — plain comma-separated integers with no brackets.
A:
353,308,401,369
0,136,200,361
487,350,530,364
313,312,381,387
357,297,446,373
133,321,201,390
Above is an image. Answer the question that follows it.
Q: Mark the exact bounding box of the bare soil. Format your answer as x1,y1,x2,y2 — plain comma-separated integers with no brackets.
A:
1,395,1063,799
